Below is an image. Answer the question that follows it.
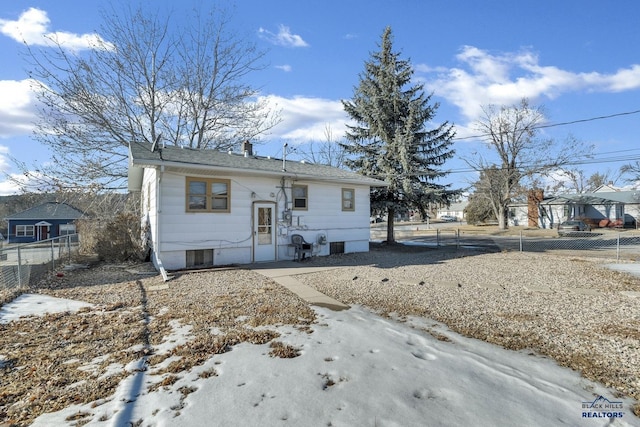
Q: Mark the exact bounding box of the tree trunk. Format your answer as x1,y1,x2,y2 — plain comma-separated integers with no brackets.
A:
497,205,509,230
386,207,395,243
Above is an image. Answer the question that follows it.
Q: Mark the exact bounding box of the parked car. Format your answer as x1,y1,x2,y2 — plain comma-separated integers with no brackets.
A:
439,215,457,222
557,220,591,236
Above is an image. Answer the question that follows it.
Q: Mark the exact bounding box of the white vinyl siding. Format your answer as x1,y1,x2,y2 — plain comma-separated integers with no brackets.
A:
151,172,371,269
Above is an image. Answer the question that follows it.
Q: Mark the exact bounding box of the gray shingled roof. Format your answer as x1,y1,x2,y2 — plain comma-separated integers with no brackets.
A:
128,141,386,187
543,190,640,205
6,202,84,220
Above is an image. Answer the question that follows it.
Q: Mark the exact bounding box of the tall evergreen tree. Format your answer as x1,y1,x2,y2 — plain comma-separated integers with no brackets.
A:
342,27,458,243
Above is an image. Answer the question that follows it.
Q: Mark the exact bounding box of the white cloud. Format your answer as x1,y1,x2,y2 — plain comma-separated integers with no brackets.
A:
417,46,640,122
0,7,109,51
0,79,40,138
0,170,48,196
0,146,22,196
258,25,309,48
259,95,349,142
0,145,10,170
0,175,23,196
275,64,292,72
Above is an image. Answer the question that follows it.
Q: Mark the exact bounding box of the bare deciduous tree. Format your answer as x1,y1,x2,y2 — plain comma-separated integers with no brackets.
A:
622,161,640,184
18,4,279,191
467,98,588,229
299,124,347,168
541,169,618,194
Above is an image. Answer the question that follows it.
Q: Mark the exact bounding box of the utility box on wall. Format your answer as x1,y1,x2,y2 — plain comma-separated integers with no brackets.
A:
317,233,327,245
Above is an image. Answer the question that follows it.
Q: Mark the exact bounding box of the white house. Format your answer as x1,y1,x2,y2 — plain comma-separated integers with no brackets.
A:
128,141,386,272
436,201,468,221
509,186,640,229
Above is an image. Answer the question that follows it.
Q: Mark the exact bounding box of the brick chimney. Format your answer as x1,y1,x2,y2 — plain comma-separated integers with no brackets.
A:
527,189,544,227
241,140,253,156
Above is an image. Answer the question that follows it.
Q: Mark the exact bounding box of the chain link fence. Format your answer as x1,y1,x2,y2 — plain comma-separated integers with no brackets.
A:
371,225,640,261
518,231,640,261
0,235,79,290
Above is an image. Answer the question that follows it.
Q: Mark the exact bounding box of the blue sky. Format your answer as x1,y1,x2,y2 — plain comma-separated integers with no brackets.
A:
1,0,640,195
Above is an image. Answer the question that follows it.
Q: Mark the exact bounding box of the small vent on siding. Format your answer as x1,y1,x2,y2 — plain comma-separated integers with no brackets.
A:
329,242,345,255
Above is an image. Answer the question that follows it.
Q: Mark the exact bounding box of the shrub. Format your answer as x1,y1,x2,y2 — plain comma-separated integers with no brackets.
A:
77,212,144,262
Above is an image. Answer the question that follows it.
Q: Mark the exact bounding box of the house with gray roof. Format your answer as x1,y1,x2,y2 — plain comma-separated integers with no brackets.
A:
509,186,640,229
128,141,387,272
6,202,84,243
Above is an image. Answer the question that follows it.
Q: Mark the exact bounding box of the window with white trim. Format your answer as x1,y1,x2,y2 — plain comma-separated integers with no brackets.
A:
342,188,355,211
16,225,34,237
59,224,76,236
186,177,231,212
292,184,308,210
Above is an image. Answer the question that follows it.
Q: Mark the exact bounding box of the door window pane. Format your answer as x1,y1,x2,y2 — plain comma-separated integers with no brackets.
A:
258,207,272,245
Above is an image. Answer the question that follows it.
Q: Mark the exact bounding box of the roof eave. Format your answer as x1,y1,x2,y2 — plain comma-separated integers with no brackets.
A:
130,158,387,187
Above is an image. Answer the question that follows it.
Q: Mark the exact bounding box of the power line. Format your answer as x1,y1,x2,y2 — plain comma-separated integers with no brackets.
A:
453,108,640,141
536,109,640,130
444,154,640,176
365,149,640,178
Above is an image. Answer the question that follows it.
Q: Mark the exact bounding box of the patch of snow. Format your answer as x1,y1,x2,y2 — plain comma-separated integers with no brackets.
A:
0,294,93,324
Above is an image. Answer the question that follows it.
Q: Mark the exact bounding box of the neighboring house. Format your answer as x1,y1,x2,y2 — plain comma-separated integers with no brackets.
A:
128,141,387,271
437,201,468,221
5,202,84,243
509,186,640,229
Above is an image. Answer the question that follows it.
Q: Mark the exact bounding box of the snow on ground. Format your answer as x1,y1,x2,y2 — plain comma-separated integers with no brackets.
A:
0,293,92,324
3,295,638,427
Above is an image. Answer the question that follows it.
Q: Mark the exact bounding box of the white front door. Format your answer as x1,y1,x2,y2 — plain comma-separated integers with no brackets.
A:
253,203,276,262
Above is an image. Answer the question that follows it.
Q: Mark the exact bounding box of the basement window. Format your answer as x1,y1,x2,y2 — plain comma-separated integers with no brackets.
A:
186,249,214,268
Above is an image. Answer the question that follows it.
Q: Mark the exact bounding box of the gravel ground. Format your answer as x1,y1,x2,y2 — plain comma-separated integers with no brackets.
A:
1,244,639,425
294,244,640,415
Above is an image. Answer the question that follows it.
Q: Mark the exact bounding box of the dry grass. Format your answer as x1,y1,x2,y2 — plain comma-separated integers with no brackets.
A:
268,341,302,358
0,264,315,426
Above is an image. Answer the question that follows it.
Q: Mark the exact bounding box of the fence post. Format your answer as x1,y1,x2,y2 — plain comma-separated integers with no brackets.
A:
456,229,460,250
616,233,620,262
519,231,523,252
17,246,22,287
51,239,55,271
67,235,71,264
436,229,440,247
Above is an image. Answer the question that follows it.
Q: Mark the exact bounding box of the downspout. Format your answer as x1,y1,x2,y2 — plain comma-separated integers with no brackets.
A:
154,165,169,281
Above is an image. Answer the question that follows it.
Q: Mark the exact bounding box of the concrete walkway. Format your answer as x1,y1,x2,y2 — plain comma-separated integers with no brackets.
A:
250,261,350,311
